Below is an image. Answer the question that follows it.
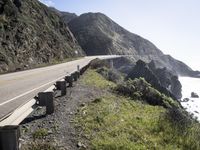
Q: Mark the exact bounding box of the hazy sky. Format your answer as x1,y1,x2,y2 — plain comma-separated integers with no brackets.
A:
39,0,200,71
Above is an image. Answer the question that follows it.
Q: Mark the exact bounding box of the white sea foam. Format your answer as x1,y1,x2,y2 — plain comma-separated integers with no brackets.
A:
179,77,200,120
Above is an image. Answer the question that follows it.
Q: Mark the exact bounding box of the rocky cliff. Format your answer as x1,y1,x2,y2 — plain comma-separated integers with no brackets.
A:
0,0,84,73
127,60,182,99
68,12,200,77
68,13,163,58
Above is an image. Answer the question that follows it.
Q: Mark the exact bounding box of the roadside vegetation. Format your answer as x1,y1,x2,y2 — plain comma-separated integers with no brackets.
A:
81,69,116,89
22,128,56,150
22,142,56,150
75,62,200,150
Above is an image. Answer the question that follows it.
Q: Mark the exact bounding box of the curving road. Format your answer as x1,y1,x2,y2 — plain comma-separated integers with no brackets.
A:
0,55,120,119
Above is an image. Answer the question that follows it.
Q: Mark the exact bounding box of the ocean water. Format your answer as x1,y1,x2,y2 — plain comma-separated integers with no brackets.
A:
179,77,200,120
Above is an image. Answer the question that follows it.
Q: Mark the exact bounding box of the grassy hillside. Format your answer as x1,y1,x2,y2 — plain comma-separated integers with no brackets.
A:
75,68,200,150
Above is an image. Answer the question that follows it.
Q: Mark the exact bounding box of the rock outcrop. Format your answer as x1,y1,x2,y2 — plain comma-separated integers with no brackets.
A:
126,60,182,99
0,0,84,73
68,12,200,77
191,92,199,98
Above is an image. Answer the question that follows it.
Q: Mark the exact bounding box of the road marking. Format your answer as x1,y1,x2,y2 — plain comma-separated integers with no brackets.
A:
0,75,66,106
0,56,121,106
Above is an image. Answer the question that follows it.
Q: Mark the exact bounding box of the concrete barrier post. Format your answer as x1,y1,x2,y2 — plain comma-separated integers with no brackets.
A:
77,65,80,72
76,71,80,78
80,66,86,75
110,60,114,69
80,64,90,75
0,125,20,150
80,67,84,75
56,81,66,96
72,72,78,81
65,75,73,87
38,92,54,115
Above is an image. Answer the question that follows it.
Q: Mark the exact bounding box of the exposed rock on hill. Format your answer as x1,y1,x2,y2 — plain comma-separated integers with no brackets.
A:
68,12,200,77
0,0,84,73
127,60,182,99
68,13,163,58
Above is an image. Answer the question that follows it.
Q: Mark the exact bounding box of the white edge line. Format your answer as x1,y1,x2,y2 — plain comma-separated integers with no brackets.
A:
0,75,66,106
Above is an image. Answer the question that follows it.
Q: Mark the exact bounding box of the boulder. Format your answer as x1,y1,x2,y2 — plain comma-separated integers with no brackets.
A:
182,98,190,102
191,92,199,98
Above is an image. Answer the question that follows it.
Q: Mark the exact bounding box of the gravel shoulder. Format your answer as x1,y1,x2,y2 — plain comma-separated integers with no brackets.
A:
20,73,107,150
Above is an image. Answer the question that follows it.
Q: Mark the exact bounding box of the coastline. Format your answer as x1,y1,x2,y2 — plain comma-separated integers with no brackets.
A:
179,76,200,120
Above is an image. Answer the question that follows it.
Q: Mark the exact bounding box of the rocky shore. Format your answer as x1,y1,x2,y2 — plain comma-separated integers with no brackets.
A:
179,76,200,121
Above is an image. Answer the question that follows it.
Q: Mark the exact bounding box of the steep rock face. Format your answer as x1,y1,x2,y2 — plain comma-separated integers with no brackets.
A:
68,12,199,77
127,60,182,99
68,13,163,58
0,0,84,73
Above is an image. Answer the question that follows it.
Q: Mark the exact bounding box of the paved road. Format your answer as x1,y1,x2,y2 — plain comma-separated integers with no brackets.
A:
0,55,120,119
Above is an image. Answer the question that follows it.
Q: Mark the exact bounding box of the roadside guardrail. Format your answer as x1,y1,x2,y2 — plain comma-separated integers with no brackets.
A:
0,63,90,150
0,56,121,150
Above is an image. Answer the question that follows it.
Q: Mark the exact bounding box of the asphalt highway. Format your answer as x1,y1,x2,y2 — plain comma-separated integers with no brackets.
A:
0,55,120,119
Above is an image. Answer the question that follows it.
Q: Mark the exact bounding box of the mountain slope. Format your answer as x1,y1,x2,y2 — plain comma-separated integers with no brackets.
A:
68,12,200,77
68,13,163,58
0,0,84,73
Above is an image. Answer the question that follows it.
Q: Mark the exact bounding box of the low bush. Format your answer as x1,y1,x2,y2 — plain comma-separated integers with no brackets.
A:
81,69,116,89
115,78,180,108
96,67,123,83
90,59,110,69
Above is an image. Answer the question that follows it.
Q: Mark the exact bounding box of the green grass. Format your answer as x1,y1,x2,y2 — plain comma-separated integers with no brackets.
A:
76,95,167,150
22,129,57,150
81,69,116,89
75,69,200,150
32,128,48,140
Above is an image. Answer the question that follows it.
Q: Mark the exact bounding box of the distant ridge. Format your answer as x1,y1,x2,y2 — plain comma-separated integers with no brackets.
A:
49,7,77,23
67,12,200,77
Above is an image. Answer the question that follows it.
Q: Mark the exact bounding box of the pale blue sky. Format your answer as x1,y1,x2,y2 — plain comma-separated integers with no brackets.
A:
39,0,200,70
